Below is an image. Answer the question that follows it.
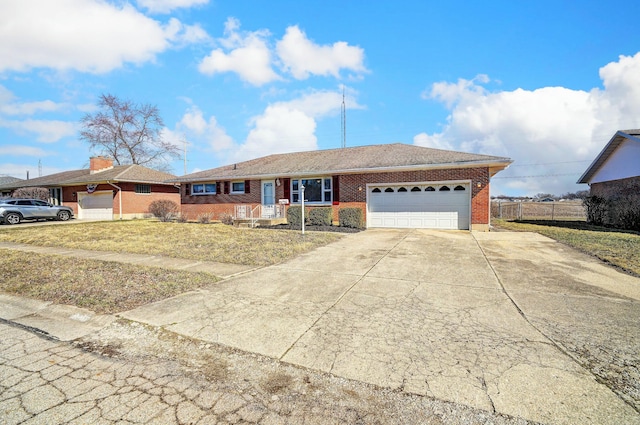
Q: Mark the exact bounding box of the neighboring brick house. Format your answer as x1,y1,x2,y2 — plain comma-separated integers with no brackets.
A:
172,143,512,231
0,157,180,220
0,176,24,197
578,129,640,228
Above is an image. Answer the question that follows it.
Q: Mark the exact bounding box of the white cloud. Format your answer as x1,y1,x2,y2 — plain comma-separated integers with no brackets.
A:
0,118,77,143
236,104,317,161
175,105,234,152
416,52,640,196
230,89,357,162
137,0,208,14
198,18,279,86
0,0,206,73
0,145,50,157
276,26,367,80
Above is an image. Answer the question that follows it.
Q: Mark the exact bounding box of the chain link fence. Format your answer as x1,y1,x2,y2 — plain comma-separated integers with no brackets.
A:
491,201,586,221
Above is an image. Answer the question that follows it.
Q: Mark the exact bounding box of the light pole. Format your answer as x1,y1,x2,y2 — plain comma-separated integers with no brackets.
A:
300,184,305,235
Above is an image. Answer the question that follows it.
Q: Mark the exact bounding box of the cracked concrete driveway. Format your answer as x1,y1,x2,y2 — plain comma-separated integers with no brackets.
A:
121,229,640,425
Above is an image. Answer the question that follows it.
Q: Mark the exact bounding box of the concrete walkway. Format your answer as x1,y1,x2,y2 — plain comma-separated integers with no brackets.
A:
1,229,639,424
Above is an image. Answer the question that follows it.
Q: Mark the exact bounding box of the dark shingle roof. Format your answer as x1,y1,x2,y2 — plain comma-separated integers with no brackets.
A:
577,130,640,184
0,176,24,189
0,165,177,189
175,143,512,182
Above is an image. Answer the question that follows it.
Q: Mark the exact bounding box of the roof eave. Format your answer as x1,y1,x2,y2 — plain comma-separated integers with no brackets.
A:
577,131,640,184
171,159,514,183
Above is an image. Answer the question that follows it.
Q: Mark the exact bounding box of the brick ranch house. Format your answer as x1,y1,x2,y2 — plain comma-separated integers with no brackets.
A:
578,129,640,226
173,143,512,231
0,156,180,220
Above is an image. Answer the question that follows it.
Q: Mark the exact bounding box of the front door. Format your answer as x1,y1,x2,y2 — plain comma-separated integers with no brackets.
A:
262,180,275,218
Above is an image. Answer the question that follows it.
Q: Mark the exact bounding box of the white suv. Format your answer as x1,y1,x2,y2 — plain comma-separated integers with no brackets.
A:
0,199,74,225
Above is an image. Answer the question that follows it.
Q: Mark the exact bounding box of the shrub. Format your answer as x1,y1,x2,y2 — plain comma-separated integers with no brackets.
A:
148,199,179,222
220,213,234,225
197,212,214,224
339,207,364,229
286,205,309,227
12,187,49,200
308,207,333,226
176,213,189,223
583,195,609,226
608,194,640,231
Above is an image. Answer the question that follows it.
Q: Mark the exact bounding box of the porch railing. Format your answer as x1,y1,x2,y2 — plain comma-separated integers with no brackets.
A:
234,204,285,227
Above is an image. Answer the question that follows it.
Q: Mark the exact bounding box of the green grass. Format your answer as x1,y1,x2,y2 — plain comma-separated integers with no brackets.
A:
493,219,640,276
0,220,342,266
0,249,217,314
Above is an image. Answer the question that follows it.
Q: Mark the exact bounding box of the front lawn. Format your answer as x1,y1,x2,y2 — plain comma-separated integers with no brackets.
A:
0,220,342,266
0,249,216,314
493,219,640,276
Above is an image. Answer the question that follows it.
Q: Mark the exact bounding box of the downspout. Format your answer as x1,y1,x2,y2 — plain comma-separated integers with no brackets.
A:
107,181,123,220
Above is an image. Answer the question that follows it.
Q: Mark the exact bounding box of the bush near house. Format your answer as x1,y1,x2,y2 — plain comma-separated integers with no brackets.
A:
308,207,333,226
148,199,179,222
286,205,309,227
584,194,640,231
339,208,365,229
12,187,49,200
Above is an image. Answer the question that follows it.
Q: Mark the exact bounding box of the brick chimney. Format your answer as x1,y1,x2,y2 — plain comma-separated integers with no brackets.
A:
89,156,114,174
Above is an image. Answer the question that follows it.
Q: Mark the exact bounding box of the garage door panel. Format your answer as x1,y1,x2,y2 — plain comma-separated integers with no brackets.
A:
78,192,113,220
368,183,469,230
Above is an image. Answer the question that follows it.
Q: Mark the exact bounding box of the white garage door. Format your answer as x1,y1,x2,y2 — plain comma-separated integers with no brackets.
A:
368,183,470,230
78,191,113,220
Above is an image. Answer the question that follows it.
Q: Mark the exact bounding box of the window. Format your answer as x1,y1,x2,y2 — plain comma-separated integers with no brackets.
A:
291,177,332,203
397,187,407,192
439,186,451,191
135,184,151,194
372,188,381,193
192,183,216,195
425,186,436,192
231,181,245,194
454,185,466,191
384,187,394,193
411,187,421,192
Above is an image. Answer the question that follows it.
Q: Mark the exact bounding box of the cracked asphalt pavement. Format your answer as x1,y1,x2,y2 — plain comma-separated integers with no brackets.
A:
2,228,639,424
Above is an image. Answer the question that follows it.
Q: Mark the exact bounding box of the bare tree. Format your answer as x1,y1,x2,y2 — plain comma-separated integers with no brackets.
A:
80,94,179,171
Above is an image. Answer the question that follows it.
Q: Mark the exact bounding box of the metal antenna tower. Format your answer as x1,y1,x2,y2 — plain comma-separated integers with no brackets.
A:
341,87,346,148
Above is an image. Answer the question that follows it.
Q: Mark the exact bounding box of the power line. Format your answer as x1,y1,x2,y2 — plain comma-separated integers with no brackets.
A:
493,172,581,179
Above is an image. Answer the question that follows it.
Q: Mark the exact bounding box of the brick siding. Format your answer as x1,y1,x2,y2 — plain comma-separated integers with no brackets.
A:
61,183,180,218
181,167,492,226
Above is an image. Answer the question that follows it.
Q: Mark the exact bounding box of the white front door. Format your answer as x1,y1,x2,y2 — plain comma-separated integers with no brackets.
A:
262,180,275,218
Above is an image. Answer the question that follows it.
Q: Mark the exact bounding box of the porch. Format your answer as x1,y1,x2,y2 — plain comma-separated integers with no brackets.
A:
234,204,287,228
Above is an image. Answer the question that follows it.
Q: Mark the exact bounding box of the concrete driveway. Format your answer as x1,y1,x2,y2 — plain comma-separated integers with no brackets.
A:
121,229,640,425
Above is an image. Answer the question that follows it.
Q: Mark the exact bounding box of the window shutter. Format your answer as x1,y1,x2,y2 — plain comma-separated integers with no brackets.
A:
185,184,190,195
283,178,291,200
216,181,221,195
332,176,340,203
245,180,250,194
224,181,230,194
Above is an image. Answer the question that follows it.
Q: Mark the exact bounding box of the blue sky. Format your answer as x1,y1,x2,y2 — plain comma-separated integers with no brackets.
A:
1,0,640,196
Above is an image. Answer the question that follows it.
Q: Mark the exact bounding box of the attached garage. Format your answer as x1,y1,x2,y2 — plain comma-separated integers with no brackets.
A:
78,191,113,220
367,182,470,230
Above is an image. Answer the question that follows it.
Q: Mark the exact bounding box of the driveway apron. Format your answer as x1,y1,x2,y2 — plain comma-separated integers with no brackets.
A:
121,229,640,425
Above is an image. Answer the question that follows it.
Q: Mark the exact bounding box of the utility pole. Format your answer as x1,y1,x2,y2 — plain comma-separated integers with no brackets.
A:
341,87,346,148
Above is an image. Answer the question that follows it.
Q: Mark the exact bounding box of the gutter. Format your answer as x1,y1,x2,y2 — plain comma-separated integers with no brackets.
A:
107,181,123,220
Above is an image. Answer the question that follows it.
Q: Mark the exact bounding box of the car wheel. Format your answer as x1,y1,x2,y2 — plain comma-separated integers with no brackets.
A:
5,213,21,225
57,210,71,221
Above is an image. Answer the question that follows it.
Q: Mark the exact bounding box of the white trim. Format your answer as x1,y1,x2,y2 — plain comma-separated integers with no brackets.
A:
191,182,216,195
231,181,245,194
261,180,275,205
